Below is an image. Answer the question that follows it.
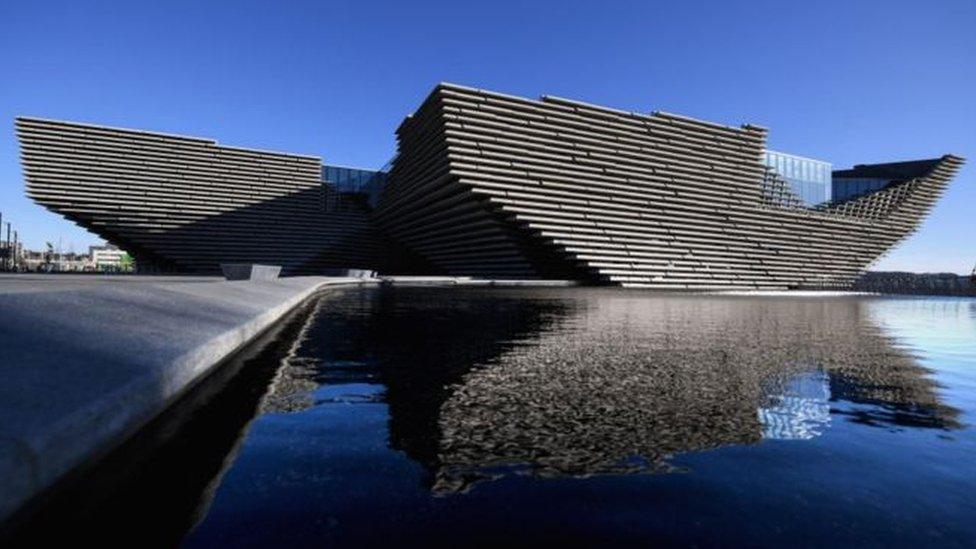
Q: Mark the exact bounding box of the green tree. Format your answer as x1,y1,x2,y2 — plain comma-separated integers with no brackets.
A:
119,252,135,273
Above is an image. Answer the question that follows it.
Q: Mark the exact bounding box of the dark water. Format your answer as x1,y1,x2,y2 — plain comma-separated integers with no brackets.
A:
14,288,976,547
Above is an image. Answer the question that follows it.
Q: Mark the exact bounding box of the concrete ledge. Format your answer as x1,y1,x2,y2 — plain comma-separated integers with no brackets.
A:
0,275,376,521
220,263,282,281
379,276,578,287
0,273,578,521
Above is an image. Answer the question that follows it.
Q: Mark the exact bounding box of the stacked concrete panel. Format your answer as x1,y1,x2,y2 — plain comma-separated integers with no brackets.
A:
16,117,384,274
15,85,964,287
372,98,588,280
375,84,964,289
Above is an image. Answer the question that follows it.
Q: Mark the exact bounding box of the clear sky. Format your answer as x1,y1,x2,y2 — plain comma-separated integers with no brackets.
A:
1,0,972,272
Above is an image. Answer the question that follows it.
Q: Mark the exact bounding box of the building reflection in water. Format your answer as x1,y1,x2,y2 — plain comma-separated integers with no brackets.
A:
261,289,961,494
11,289,966,545
758,370,831,440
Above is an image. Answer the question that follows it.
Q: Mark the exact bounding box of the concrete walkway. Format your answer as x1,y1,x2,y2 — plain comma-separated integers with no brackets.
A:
0,275,376,520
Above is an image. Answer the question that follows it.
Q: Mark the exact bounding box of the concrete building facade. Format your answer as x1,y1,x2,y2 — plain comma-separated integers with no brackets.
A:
16,83,965,288
16,117,388,275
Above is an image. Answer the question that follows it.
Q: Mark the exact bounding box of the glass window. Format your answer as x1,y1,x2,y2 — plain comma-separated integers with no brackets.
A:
764,150,833,206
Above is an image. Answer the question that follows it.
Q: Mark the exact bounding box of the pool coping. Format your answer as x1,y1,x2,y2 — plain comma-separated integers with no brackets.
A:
0,275,580,523
0,276,381,522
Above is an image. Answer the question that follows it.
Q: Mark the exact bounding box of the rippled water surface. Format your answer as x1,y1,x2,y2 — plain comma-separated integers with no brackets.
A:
170,288,976,547
44,288,976,546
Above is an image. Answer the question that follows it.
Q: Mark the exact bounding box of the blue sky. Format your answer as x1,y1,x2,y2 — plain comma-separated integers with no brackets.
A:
1,0,972,272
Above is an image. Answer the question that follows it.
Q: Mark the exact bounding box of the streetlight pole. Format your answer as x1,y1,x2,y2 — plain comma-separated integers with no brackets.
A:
4,221,10,272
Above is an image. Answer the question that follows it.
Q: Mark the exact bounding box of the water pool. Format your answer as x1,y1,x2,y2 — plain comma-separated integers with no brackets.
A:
18,288,976,547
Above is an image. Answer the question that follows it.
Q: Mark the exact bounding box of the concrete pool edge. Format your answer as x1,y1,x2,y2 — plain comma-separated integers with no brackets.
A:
0,276,382,522
0,275,580,522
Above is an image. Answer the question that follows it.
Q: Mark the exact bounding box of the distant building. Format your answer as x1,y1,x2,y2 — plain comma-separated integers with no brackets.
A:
56,252,88,272
14,244,130,272
20,249,88,272
90,244,127,270
19,250,43,271
0,240,23,270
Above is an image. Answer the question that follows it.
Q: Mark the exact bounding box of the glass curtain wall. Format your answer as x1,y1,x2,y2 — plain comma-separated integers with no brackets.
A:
763,151,833,206
831,178,890,202
322,165,389,210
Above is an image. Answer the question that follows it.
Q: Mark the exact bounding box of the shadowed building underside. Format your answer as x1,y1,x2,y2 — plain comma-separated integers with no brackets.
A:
16,118,386,275
16,84,964,287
